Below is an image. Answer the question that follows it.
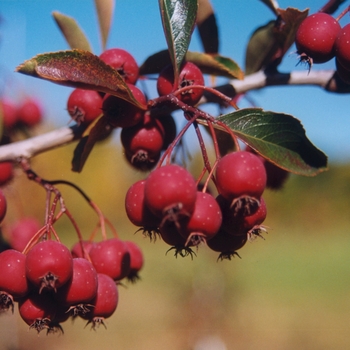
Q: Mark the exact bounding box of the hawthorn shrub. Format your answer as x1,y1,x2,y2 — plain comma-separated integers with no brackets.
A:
0,0,349,334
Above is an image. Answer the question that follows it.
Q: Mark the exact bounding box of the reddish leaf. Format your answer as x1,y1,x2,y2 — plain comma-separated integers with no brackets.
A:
16,49,147,110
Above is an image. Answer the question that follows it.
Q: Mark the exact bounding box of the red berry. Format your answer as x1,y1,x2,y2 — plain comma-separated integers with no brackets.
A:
125,179,161,230
8,217,41,252
0,189,7,223
124,241,144,282
102,84,146,128
17,98,43,127
121,113,165,170
0,161,14,186
215,151,267,201
181,191,222,244
144,164,197,222
56,258,98,309
295,13,341,64
26,240,73,293
67,88,103,125
207,229,247,260
18,292,58,333
0,99,18,129
82,273,119,328
0,249,29,301
89,238,131,281
334,23,350,70
70,240,95,259
99,48,139,84
157,61,205,105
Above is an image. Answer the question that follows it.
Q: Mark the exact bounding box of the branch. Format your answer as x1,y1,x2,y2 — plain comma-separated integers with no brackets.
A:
0,69,348,163
203,69,350,103
0,125,83,162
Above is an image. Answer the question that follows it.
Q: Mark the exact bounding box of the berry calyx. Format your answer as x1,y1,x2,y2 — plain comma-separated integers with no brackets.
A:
157,61,205,106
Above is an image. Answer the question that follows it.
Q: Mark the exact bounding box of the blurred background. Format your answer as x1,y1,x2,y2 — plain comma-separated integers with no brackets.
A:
1,1,350,349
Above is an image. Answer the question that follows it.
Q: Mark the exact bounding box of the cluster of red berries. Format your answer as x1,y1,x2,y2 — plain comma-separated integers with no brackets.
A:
295,12,350,83
0,97,43,132
125,151,269,260
0,233,143,333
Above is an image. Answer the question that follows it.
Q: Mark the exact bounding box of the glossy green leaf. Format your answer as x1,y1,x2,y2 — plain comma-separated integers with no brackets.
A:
197,0,219,54
52,12,92,52
139,49,243,79
94,0,115,51
216,108,328,176
16,50,147,110
245,8,308,74
159,0,198,85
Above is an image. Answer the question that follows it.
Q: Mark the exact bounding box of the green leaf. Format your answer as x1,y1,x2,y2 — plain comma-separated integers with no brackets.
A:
216,108,328,176
245,8,308,74
94,0,115,51
72,115,111,172
52,11,92,52
140,49,243,79
16,49,147,110
197,0,219,54
159,0,198,86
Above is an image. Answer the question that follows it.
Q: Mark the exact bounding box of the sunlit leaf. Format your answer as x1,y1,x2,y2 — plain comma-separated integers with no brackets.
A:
52,11,92,52
215,108,328,176
245,8,308,74
159,0,198,85
16,50,147,110
197,0,219,54
140,49,243,79
94,0,115,51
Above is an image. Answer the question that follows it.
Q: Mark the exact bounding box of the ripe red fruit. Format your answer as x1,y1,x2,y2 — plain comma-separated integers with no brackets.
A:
295,13,341,64
26,240,73,293
56,258,98,311
334,23,350,70
181,191,222,244
125,179,161,232
144,164,197,223
0,99,18,129
0,161,14,186
67,88,103,125
8,217,41,252
102,84,146,128
89,238,131,281
0,189,7,223
16,98,43,127
215,151,267,201
124,241,144,282
18,292,58,333
157,61,205,105
0,249,29,312
121,113,165,170
70,240,95,258
206,229,247,260
99,48,139,84
82,273,119,329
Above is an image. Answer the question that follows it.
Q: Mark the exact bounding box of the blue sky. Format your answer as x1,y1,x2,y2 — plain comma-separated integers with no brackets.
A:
1,0,349,163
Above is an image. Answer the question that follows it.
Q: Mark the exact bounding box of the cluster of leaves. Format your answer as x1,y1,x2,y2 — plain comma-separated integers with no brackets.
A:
15,0,329,176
